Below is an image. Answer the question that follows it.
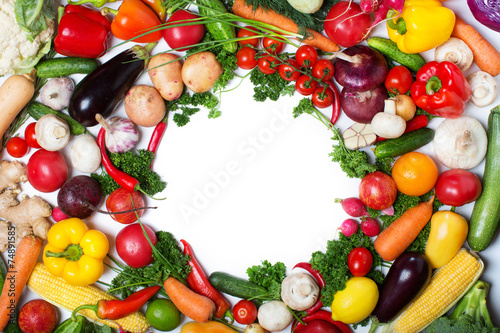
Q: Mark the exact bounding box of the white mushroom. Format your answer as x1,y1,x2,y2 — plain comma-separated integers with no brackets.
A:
281,272,320,311
257,301,294,332
467,71,498,107
433,116,488,169
287,0,324,13
434,37,474,72
70,134,102,173
371,99,406,139
34,114,70,151
40,77,75,110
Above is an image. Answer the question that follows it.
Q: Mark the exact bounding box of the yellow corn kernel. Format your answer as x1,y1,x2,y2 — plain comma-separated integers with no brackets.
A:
27,263,149,333
392,249,483,333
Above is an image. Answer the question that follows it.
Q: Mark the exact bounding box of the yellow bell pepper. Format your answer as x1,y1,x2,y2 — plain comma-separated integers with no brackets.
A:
180,321,238,333
387,0,456,54
43,218,109,286
425,211,468,269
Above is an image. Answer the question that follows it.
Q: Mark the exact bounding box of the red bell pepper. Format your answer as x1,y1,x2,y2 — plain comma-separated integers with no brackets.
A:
54,4,111,58
410,61,471,119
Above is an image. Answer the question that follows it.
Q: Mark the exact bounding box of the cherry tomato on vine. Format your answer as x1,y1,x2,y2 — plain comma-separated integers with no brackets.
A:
295,45,318,68
278,59,301,82
435,169,482,207
6,137,29,158
262,36,284,55
237,26,259,47
312,59,335,81
233,300,257,325
236,47,258,70
295,75,318,96
258,56,280,74
311,86,334,108
348,247,373,277
385,66,413,95
24,122,41,149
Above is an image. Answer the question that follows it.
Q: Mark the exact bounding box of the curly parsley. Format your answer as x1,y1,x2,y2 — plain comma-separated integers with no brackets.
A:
247,260,287,301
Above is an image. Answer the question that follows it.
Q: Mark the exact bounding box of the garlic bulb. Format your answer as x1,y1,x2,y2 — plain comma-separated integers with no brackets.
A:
433,116,488,169
343,123,376,150
96,114,139,153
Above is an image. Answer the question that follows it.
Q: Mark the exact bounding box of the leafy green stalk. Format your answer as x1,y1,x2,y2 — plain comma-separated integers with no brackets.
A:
246,260,287,301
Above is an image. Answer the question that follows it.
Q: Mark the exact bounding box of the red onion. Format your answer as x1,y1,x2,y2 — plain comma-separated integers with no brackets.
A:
468,0,500,32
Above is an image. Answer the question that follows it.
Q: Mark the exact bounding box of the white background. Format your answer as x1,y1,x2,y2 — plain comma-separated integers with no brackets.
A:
1,0,500,332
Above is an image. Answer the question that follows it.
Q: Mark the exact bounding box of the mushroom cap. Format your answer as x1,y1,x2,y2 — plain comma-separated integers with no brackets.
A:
35,114,70,151
281,272,320,311
467,71,498,107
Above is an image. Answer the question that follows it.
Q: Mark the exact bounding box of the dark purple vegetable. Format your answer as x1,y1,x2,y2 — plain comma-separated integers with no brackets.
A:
371,252,432,323
57,175,103,219
340,84,388,123
467,0,500,32
69,43,155,127
334,45,388,91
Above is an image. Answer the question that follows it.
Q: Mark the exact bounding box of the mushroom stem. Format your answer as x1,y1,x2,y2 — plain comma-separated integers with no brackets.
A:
53,126,68,139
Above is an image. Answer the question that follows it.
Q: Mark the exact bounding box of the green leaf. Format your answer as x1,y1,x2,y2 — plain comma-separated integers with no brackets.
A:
15,0,55,42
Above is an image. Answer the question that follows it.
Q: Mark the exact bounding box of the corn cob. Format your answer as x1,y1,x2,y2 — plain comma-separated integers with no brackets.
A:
27,263,150,333
382,249,483,333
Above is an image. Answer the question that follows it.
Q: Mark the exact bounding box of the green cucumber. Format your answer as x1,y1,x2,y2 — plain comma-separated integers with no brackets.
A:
27,102,89,136
468,105,500,251
209,271,266,305
367,37,426,73
196,0,237,53
374,128,435,158
36,57,100,78
53,316,89,333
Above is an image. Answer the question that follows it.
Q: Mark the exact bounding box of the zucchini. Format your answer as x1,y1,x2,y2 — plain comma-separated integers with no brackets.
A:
36,57,100,78
27,102,89,136
374,128,435,158
468,105,500,251
209,271,266,305
196,0,237,53
367,37,426,73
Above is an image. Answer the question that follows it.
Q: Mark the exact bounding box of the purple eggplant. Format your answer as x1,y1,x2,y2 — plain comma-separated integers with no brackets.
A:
69,43,155,127
372,252,432,323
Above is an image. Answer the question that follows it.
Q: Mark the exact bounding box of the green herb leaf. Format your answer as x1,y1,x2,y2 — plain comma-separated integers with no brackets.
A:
247,260,286,301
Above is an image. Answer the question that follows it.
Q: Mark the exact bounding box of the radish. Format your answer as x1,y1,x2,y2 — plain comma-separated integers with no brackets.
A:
366,0,405,35
335,197,369,217
360,0,382,14
360,217,381,237
339,218,359,237
51,207,68,222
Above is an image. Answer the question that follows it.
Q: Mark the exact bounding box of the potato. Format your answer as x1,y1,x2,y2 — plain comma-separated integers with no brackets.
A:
181,51,223,93
124,85,166,127
148,53,183,101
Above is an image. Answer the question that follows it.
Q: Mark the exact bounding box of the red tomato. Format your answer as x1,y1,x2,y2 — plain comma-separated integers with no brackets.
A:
6,137,29,158
348,247,373,277
163,9,205,51
324,1,372,48
106,188,145,224
312,59,335,81
359,171,398,210
233,300,257,325
297,320,342,333
237,26,259,47
258,56,280,74
24,122,41,148
262,36,284,55
278,59,301,81
295,75,318,96
296,45,318,68
26,149,68,193
385,66,413,95
116,223,158,268
435,169,482,207
311,86,334,108
237,47,258,70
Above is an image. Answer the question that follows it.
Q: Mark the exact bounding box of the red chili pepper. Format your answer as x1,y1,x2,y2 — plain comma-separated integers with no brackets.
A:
328,80,341,125
54,4,111,58
376,114,429,142
180,239,231,319
71,285,160,321
97,127,140,192
292,310,352,333
293,262,325,315
147,114,168,163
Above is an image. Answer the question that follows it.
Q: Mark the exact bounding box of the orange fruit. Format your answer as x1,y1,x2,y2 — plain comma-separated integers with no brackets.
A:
391,152,438,196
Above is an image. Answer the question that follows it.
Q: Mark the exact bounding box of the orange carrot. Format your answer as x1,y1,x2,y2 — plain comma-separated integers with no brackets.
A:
0,236,42,331
164,276,216,323
232,0,340,53
374,196,434,262
452,15,500,77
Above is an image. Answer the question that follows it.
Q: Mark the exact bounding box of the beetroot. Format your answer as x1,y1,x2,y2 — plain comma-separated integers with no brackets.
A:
340,84,388,123
57,175,103,219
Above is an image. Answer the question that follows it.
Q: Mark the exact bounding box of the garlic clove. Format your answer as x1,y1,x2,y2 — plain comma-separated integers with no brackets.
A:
343,123,377,150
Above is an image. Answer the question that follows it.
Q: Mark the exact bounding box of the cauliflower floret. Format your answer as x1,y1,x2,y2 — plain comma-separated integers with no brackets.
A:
0,0,54,76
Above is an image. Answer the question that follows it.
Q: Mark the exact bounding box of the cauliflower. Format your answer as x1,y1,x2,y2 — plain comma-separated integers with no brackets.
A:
0,0,54,76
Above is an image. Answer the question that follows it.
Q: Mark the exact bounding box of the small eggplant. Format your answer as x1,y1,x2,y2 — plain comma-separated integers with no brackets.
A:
371,252,431,323
69,43,155,127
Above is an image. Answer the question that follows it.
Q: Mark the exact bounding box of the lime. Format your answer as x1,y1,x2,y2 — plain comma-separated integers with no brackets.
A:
145,298,182,331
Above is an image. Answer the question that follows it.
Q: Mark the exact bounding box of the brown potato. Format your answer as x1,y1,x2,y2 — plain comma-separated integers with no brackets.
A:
124,85,166,127
148,53,184,101
181,51,223,93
